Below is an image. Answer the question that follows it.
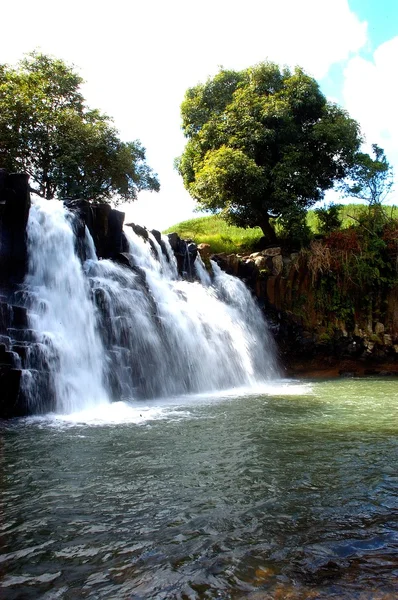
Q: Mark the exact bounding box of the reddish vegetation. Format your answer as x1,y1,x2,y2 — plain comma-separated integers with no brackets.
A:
325,228,362,252
382,222,398,255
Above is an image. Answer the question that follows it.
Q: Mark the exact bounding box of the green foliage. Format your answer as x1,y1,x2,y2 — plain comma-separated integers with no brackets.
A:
315,274,356,327
302,214,398,324
164,215,263,254
276,205,312,248
315,203,342,234
0,52,159,201
340,144,394,205
176,61,361,240
307,203,398,233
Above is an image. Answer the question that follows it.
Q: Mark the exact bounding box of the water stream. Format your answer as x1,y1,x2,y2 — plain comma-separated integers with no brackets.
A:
1,379,397,599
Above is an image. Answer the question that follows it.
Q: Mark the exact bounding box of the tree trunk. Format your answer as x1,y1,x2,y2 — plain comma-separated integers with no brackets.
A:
258,214,278,245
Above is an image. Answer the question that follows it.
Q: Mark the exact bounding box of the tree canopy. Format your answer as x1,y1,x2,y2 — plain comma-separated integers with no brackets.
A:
340,144,394,205
176,62,362,240
0,52,159,202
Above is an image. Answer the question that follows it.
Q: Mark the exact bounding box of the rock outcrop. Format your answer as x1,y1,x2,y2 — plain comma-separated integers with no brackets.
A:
167,231,197,278
0,170,31,289
0,171,34,416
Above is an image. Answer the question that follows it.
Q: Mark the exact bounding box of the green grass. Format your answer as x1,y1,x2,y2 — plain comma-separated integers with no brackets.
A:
164,215,263,254
164,204,398,254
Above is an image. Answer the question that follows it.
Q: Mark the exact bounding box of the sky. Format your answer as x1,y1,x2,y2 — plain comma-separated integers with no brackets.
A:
1,0,397,231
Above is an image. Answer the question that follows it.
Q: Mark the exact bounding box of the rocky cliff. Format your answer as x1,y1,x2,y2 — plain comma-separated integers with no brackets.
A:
211,244,398,376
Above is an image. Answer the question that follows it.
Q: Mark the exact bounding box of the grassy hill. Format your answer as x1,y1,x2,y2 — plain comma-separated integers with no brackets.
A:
164,215,263,254
164,205,398,255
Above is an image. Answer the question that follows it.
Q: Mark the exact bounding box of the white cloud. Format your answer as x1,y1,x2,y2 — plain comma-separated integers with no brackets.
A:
342,36,398,204
1,0,369,228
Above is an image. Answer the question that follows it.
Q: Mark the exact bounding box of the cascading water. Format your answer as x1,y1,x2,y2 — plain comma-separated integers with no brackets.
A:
24,199,108,413
22,199,279,413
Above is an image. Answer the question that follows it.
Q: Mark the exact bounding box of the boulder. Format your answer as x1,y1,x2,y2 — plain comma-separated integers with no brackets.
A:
254,256,267,270
167,232,180,251
114,252,132,267
126,222,148,240
262,247,282,257
226,253,241,275
93,204,114,257
187,242,197,261
151,229,162,244
198,243,211,258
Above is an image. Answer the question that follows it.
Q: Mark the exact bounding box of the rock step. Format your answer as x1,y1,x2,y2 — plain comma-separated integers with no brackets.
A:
0,335,11,349
0,345,20,367
21,369,55,414
7,328,38,343
0,366,23,418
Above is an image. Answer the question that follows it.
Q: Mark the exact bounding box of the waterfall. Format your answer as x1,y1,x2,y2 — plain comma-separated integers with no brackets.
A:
22,199,279,413
24,199,108,413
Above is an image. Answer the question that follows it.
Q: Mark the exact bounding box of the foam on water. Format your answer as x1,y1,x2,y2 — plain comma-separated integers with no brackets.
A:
22,380,312,427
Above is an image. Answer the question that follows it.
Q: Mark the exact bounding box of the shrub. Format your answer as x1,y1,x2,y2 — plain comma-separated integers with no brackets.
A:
315,203,342,234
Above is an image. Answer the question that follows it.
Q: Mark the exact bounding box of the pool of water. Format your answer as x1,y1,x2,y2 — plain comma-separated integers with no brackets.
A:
1,378,397,599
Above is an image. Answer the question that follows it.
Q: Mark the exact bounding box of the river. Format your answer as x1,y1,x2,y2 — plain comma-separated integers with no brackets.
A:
1,378,397,599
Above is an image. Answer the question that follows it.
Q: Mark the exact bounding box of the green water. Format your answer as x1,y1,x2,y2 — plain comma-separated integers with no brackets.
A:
0,379,397,599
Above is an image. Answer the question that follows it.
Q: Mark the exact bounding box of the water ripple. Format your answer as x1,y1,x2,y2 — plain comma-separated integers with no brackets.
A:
1,379,397,598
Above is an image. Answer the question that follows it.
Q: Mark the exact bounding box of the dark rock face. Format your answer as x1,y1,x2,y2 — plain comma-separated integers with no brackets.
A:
0,172,34,417
65,199,127,259
108,208,126,256
151,229,169,261
126,222,148,240
167,232,179,251
167,232,197,278
0,170,31,289
150,229,162,244
114,252,133,267
0,366,23,418
0,296,56,418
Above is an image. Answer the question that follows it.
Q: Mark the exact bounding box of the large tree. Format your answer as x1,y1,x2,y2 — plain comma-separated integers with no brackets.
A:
176,63,361,241
0,52,159,201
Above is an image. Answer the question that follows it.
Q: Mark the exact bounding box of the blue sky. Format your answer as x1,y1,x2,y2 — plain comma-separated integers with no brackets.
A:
321,0,398,102
1,0,397,230
350,0,398,49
